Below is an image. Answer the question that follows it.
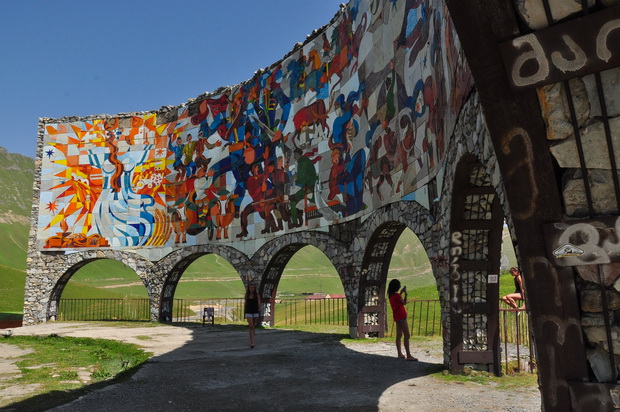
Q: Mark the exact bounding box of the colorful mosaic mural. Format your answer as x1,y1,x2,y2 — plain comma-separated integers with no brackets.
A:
36,0,472,252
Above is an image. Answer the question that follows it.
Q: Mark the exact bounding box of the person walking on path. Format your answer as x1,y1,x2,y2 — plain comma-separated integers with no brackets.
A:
387,279,417,361
501,267,525,310
244,283,262,348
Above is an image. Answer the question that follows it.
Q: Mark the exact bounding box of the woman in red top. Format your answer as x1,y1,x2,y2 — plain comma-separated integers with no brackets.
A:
388,279,417,361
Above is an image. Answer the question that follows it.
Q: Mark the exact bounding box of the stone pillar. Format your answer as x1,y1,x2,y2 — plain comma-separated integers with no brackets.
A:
23,254,70,325
335,263,360,338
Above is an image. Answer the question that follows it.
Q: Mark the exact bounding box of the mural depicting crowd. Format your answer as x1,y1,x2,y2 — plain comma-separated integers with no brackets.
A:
37,0,472,252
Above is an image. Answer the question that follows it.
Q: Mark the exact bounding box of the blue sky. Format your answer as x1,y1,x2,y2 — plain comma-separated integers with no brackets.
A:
0,1,344,158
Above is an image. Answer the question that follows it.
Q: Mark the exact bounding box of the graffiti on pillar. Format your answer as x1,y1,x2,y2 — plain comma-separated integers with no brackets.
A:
543,216,620,267
36,0,473,254
449,230,463,315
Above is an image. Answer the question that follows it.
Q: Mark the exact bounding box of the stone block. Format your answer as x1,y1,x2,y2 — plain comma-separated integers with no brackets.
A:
583,69,620,118
587,348,616,382
583,325,612,343
551,118,620,169
513,0,595,30
580,288,620,312
581,312,614,327
538,79,589,141
562,169,619,217
576,263,620,286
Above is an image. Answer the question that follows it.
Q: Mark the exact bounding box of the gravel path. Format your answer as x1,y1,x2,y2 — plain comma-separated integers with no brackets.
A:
2,323,541,411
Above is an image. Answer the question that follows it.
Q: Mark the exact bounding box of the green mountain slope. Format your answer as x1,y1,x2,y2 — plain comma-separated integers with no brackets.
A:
0,148,34,313
0,148,35,222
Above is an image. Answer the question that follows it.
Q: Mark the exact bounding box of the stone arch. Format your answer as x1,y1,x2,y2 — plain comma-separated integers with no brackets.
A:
41,250,154,321
150,244,250,322
250,232,351,327
355,202,436,338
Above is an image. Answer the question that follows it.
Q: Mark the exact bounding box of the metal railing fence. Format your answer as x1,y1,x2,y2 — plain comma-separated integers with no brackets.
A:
57,298,151,321
169,297,349,326
499,306,536,373
383,300,535,374
171,298,246,323
275,297,348,326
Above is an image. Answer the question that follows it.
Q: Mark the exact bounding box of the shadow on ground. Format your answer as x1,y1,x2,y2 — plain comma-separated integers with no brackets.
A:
4,323,443,411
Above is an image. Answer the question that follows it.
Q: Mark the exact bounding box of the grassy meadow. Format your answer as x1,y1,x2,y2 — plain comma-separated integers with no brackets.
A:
0,222,29,315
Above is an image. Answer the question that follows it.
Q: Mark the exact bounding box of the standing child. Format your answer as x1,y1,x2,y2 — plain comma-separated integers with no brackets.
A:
244,283,262,348
387,279,417,361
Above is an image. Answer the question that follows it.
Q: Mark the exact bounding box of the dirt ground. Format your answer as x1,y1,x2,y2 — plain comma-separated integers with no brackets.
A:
1,323,541,411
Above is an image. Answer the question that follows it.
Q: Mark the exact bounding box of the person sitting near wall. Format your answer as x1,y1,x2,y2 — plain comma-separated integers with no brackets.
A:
501,267,525,310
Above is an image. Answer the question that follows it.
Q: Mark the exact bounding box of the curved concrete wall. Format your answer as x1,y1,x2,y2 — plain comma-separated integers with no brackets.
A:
33,0,472,259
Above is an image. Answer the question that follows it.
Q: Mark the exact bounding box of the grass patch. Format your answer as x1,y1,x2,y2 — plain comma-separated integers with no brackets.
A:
0,334,151,411
135,335,152,341
340,334,438,346
432,367,538,390
83,321,164,328
271,324,350,335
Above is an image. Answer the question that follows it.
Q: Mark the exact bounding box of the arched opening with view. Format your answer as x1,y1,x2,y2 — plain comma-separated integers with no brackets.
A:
384,228,437,339
496,223,534,373
158,252,245,323
357,219,434,339
51,258,149,322
256,234,349,329
172,254,246,324
270,245,346,332
153,245,248,322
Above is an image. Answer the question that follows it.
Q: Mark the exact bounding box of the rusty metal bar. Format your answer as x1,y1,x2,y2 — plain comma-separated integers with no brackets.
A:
516,311,521,372
503,310,509,374
541,0,553,23
431,302,437,335
594,72,620,211
424,301,430,336
598,266,617,381
565,81,595,215
417,301,424,335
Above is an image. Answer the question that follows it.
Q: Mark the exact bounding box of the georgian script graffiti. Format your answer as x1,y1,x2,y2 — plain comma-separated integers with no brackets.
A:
501,127,538,220
450,230,463,314
500,7,620,90
543,216,620,267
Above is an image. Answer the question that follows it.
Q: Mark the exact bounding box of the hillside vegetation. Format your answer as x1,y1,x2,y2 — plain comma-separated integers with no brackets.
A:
0,147,34,314
0,147,518,314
